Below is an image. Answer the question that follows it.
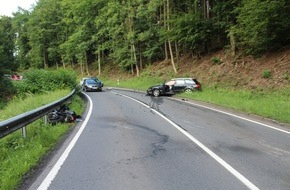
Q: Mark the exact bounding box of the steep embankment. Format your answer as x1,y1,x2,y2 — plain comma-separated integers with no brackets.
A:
109,48,290,90
179,48,290,90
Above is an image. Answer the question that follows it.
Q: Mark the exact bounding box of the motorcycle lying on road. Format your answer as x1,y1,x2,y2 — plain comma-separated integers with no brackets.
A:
47,103,80,125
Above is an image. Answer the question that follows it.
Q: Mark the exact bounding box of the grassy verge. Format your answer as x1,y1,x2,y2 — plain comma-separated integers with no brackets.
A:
0,89,71,121
104,77,290,125
104,77,164,91
179,87,290,124
0,90,85,190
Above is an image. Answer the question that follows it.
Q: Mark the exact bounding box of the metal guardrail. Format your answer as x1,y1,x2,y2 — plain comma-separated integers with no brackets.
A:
0,89,75,139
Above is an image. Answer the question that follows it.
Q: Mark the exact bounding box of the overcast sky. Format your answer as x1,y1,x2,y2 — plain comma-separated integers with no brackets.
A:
0,0,37,17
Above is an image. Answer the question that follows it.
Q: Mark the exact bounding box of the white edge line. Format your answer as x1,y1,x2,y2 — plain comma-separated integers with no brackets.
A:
37,93,93,190
181,100,290,134
113,92,260,190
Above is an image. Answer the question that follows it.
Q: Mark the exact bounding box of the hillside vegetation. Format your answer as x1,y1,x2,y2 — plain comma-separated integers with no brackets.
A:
1,0,290,77
1,0,289,105
103,47,290,91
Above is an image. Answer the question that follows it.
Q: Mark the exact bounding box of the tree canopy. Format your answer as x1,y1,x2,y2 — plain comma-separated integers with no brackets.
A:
0,0,289,76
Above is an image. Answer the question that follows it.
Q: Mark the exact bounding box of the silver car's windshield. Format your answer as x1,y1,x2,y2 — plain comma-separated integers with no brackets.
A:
86,79,98,84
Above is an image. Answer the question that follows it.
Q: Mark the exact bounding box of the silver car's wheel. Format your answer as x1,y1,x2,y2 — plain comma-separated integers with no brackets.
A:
184,88,192,93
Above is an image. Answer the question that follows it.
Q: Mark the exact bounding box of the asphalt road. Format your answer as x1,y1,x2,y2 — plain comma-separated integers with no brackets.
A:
27,88,290,190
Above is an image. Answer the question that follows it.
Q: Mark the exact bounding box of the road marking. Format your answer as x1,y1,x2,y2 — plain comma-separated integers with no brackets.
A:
37,93,93,190
113,92,260,190
178,99,290,134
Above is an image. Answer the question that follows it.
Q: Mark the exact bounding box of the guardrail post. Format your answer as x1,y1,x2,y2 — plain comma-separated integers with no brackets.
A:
22,126,27,138
44,115,48,126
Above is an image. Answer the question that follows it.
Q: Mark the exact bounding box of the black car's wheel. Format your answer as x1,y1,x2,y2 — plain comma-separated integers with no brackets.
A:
184,88,192,93
153,89,160,97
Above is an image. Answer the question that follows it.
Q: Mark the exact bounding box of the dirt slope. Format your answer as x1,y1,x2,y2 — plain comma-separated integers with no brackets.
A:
104,48,290,90
149,48,290,90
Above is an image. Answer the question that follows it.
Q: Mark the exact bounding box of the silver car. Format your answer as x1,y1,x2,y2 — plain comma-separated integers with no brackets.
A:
82,78,102,92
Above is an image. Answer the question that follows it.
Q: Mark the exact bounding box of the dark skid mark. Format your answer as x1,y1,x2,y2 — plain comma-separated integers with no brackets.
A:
126,122,169,157
177,124,188,132
214,142,262,155
152,142,167,156
228,145,261,154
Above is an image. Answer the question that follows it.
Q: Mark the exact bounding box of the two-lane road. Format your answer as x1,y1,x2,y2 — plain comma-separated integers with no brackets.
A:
28,88,290,190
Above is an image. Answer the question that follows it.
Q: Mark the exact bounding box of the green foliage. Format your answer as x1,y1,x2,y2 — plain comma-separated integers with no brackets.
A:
171,13,210,53
26,0,64,68
0,69,77,107
13,69,77,97
0,78,16,107
1,0,289,74
0,16,17,104
234,0,290,54
211,57,222,64
262,70,271,78
0,16,16,72
12,9,31,70
283,72,289,80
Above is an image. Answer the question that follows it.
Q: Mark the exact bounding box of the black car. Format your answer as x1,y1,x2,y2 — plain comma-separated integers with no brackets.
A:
147,78,201,97
82,78,103,92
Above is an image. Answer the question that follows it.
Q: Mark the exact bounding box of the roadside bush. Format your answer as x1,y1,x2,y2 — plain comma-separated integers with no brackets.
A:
262,70,271,78
13,69,77,96
211,57,222,64
0,78,16,109
283,72,289,80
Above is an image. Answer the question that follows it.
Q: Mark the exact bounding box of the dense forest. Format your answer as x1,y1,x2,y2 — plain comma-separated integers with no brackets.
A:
0,0,290,83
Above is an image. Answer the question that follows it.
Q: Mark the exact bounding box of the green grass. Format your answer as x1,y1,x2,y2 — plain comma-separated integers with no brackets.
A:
0,121,69,190
0,91,85,190
104,77,290,124
104,76,163,91
0,89,71,121
179,87,290,124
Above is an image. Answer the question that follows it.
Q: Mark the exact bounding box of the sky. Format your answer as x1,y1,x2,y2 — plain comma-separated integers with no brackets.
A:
0,0,37,17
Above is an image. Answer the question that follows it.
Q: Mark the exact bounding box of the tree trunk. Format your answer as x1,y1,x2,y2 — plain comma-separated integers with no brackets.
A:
80,62,84,76
132,43,139,77
206,0,210,19
97,49,101,75
175,41,179,61
61,55,66,69
229,27,236,57
168,40,177,73
139,46,143,70
43,50,48,69
163,0,168,60
84,52,90,76
130,45,134,75
166,0,177,73
194,0,198,14
127,2,137,76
